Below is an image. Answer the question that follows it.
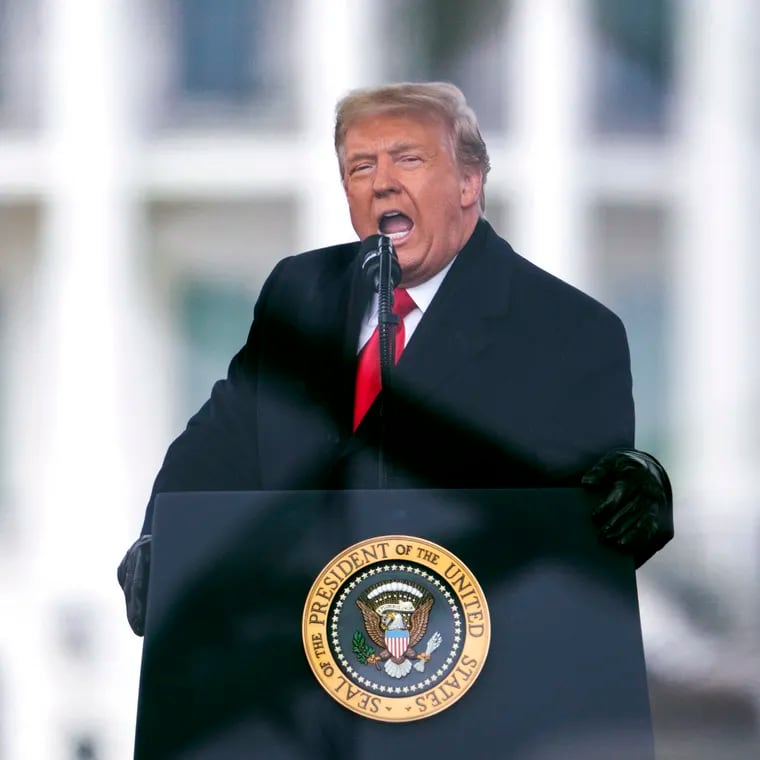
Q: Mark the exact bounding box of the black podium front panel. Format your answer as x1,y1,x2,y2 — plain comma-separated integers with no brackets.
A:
135,489,653,760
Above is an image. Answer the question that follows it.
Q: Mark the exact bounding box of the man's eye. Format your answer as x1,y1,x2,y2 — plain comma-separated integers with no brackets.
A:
350,163,373,175
400,155,421,165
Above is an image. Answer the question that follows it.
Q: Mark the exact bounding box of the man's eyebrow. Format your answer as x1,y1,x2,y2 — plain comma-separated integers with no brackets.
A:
345,150,377,164
345,141,427,163
387,141,426,155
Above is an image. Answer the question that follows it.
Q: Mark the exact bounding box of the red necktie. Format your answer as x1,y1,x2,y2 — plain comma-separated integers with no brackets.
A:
353,288,416,430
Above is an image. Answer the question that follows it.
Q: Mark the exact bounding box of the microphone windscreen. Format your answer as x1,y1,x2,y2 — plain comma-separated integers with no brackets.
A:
359,234,401,291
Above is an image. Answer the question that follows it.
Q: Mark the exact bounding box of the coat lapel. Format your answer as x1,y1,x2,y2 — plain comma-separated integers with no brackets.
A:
301,243,369,435
394,220,515,401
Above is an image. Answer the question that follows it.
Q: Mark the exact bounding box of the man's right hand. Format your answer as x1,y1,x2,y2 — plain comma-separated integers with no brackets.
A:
117,534,152,636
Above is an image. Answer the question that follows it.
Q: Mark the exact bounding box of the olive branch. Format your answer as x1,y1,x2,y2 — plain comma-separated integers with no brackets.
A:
352,630,376,664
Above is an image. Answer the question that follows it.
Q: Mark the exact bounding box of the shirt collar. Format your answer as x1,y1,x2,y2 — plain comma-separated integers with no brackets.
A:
404,255,456,313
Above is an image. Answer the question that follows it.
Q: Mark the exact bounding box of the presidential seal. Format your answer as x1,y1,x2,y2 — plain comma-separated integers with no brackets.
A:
302,535,490,722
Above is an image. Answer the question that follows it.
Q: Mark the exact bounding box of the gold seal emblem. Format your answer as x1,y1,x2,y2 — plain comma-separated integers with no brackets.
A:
302,535,490,722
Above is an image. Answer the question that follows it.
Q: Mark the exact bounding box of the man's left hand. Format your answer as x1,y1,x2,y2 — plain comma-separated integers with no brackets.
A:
582,449,671,561
117,534,152,636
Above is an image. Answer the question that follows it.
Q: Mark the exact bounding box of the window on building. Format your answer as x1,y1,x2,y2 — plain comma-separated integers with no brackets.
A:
590,0,675,135
589,202,672,457
147,199,297,423
178,0,257,100
176,278,254,417
153,0,296,129
380,0,511,132
0,294,5,522
0,0,42,130
0,203,39,531
0,0,8,108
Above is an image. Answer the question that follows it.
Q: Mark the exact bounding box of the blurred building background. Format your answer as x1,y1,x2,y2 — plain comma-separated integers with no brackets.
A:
0,0,758,757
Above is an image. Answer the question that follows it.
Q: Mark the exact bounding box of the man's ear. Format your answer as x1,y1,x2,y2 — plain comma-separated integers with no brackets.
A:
460,169,483,210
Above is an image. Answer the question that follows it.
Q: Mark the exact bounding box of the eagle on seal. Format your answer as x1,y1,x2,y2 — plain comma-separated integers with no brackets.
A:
356,580,440,679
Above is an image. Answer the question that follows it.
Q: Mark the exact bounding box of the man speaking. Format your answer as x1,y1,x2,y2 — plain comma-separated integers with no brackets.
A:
118,82,672,635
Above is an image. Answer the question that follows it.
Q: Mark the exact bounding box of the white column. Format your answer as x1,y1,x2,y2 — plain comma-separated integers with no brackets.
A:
295,0,381,251
509,0,592,288
27,1,142,757
671,0,758,616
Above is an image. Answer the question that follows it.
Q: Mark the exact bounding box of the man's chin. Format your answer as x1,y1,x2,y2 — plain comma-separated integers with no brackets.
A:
397,258,424,287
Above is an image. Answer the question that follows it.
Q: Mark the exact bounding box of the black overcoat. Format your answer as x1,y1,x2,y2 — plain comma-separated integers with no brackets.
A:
141,220,671,561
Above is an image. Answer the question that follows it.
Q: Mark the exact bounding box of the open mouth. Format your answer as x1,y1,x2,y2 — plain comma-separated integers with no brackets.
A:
378,211,414,245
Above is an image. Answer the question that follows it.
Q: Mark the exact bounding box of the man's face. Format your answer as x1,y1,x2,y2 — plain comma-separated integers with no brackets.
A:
341,113,482,287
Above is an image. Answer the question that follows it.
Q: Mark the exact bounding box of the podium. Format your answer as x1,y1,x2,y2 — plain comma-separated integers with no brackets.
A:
134,489,654,759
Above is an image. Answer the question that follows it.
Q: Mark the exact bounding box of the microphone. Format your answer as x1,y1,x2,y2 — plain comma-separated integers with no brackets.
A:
359,234,401,292
357,236,401,487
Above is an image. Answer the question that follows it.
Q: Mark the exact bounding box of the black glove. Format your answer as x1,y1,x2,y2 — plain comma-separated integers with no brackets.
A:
582,448,672,565
117,534,152,636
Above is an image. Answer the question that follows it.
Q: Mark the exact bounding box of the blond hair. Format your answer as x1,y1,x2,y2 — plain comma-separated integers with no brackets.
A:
334,82,491,212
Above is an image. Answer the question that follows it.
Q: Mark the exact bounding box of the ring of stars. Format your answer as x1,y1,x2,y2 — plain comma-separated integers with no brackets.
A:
329,563,463,696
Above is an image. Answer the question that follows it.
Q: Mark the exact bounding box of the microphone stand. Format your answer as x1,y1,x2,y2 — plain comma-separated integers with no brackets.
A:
375,237,399,489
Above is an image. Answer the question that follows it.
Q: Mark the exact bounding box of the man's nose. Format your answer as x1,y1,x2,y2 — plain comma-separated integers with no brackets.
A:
372,157,400,196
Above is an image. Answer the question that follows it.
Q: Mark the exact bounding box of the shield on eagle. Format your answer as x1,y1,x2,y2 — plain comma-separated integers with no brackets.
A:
385,628,410,659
